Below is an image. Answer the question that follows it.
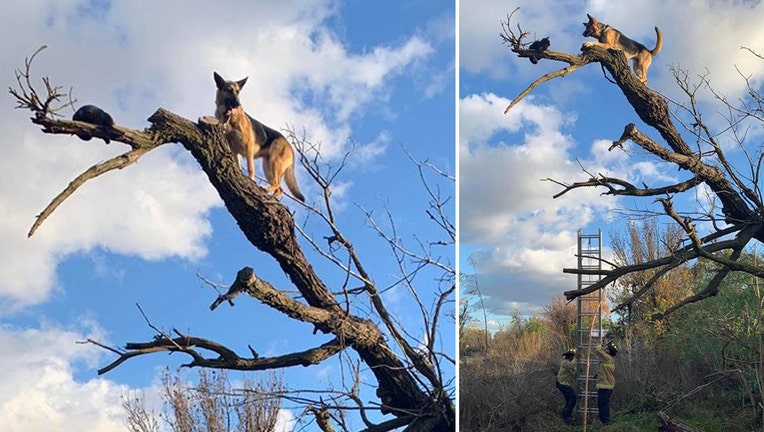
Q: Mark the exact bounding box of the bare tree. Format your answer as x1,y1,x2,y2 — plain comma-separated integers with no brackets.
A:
124,369,283,432
10,46,454,432
463,260,490,358
458,274,474,339
502,9,764,319
609,219,694,328
540,295,576,343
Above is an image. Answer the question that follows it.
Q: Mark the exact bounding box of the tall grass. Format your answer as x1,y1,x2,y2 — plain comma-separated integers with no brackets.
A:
460,315,762,432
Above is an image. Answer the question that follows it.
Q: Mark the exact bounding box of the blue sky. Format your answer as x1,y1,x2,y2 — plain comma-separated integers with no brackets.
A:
460,0,764,331
0,1,454,431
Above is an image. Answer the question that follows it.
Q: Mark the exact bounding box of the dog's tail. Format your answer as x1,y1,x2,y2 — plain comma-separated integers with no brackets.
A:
650,27,663,56
284,163,305,202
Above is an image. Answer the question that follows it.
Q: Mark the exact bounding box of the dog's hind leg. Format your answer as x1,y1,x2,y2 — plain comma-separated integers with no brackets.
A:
632,54,651,84
262,156,284,198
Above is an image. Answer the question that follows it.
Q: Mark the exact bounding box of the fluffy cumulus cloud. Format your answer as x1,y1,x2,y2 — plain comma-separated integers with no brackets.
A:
0,322,133,432
459,95,675,317
460,93,620,316
0,0,434,310
276,410,297,432
0,128,219,309
460,93,614,244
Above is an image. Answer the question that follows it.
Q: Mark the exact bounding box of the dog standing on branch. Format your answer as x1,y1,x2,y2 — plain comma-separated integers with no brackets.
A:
214,71,305,202
582,14,663,84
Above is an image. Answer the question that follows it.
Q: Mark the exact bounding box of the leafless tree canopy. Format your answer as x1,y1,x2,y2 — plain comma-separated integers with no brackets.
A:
123,369,283,432
503,9,764,318
10,47,454,432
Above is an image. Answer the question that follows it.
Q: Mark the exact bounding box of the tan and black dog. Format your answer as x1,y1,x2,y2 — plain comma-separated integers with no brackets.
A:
214,71,305,202
582,14,663,84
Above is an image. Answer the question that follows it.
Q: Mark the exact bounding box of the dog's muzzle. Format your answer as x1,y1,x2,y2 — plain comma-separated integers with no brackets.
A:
223,96,240,110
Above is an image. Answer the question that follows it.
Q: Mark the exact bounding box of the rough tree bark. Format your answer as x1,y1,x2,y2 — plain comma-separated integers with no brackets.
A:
10,47,454,432
502,9,764,318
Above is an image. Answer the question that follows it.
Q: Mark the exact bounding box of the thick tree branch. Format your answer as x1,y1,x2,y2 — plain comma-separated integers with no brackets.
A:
612,260,684,314
87,332,346,375
617,123,724,181
546,173,703,199
563,227,747,301
289,137,452,410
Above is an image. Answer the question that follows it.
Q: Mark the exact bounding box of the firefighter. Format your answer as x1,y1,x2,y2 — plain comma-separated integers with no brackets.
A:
556,348,577,424
596,340,618,424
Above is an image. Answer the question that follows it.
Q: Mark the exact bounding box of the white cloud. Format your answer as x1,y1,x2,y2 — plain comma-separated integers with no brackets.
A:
590,139,628,165
276,409,296,432
0,130,219,310
0,322,132,432
0,320,300,432
0,0,435,310
460,93,618,315
460,93,608,243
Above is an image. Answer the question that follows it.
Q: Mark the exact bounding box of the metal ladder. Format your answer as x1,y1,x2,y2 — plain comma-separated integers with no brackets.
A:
575,230,603,418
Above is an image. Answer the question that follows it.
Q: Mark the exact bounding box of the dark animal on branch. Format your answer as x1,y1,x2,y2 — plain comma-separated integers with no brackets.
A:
528,37,550,64
72,104,115,143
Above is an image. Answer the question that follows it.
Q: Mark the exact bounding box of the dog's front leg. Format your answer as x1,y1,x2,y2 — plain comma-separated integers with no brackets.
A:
582,41,610,50
245,150,256,181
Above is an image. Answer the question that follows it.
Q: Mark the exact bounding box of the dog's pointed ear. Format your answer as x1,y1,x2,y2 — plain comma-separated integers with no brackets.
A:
586,13,596,23
214,72,226,89
237,77,248,89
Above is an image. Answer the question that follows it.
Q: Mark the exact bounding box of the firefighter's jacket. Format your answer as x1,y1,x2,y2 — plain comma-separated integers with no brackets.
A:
595,346,616,389
557,358,576,388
